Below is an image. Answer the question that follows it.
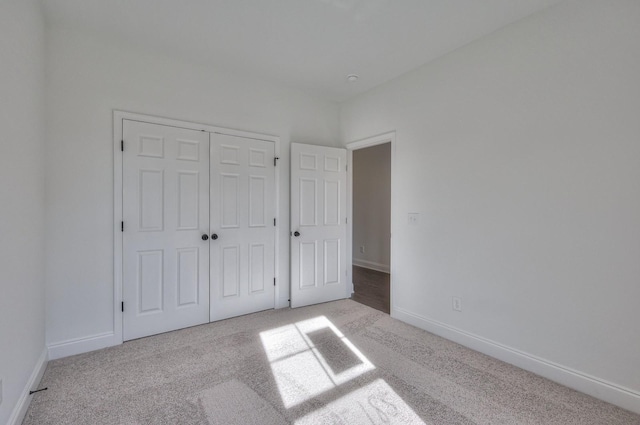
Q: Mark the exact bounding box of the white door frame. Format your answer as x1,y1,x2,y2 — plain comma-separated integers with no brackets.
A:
346,131,396,316
114,110,281,345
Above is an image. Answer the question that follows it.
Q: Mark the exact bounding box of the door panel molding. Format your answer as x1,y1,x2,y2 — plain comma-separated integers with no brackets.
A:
290,143,348,308
122,120,210,340
210,133,276,321
114,110,280,345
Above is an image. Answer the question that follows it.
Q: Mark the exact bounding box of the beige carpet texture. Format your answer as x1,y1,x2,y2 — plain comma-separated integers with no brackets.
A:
24,300,640,424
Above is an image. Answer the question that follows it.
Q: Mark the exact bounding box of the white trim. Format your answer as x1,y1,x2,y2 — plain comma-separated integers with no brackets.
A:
114,110,282,344
7,348,48,425
47,332,117,361
393,306,640,415
273,138,282,309
345,131,396,314
346,131,396,150
347,148,354,295
114,111,279,143
352,259,390,273
113,113,124,346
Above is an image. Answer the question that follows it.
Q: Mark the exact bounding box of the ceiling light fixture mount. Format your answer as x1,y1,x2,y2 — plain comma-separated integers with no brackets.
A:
346,74,359,82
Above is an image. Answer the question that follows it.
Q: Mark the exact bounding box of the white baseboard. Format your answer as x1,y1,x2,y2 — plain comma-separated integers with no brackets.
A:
392,306,640,415
7,348,48,425
353,259,390,273
48,331,117,360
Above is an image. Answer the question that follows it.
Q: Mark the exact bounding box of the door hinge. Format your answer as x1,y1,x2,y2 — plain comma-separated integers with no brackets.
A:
274,278,276,286
121,301,124,312
346,164,348,172
346,217,348,224
121,221,124,232
274,157,279,166
274,218,276,226
121,140,124,152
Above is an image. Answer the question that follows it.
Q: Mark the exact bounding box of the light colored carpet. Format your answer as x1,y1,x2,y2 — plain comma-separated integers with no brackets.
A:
24,300,640,424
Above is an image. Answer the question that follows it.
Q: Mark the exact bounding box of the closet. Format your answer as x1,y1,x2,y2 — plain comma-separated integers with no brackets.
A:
121,119,275,340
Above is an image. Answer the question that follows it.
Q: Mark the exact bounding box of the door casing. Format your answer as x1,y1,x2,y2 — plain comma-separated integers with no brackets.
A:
345,131,396,316
114,110,280,345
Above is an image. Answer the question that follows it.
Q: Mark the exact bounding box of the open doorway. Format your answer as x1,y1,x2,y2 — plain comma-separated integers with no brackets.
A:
349,141,392,314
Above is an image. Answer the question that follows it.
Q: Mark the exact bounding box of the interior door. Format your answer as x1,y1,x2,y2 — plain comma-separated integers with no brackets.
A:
290,143,348,308
210,133,276,321
122,120,210,341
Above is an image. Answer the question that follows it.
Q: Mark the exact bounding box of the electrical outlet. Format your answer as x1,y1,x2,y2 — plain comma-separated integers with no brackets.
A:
408,213,419,225
359,246,365,254
452,297,462,312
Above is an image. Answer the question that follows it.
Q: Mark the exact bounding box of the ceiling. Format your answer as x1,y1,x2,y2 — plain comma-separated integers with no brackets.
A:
43,0,562,101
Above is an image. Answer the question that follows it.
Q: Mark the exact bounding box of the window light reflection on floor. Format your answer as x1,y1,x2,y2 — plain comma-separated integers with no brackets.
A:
259,316,375,408
294,378,425,425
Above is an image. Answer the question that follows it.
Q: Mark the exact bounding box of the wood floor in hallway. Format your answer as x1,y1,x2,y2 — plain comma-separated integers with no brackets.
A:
351,265,390,314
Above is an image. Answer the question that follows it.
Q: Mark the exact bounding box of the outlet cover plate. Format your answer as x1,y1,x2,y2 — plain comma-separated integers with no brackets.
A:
452,297,462,312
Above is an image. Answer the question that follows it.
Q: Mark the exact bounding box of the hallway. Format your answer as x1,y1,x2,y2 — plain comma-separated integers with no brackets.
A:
351,266,390,314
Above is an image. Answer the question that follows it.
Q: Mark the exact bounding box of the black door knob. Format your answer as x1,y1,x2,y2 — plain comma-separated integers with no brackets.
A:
201,234,209,241
211,233,218,240
294,231,300,237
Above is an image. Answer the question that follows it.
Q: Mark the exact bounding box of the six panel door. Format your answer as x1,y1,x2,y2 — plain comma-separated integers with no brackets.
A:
122,120,210,341
290,143,348,308
209,133,276,321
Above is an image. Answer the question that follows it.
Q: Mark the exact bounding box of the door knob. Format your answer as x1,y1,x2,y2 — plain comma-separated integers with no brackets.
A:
294,231,300,237
211,233,218,240
201,234,209,241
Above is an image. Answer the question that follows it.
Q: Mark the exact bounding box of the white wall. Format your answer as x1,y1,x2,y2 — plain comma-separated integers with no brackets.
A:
352,143,391,271
45,27,341,351
0,0,46,423
341,0,640,412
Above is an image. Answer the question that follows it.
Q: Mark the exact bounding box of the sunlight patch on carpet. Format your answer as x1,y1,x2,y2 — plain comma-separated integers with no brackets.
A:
295,379,425,425
260,316,375,408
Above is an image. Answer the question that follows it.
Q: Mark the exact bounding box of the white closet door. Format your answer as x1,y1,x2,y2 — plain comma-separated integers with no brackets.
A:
290,143,348,308
122,120,210,341
210,133,276,321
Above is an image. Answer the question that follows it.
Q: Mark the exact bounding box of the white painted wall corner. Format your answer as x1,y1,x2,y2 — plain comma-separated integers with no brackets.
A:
7,348,48,425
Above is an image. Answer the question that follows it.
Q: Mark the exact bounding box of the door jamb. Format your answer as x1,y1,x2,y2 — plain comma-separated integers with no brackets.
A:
113,110,281,345
345,131,396,315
